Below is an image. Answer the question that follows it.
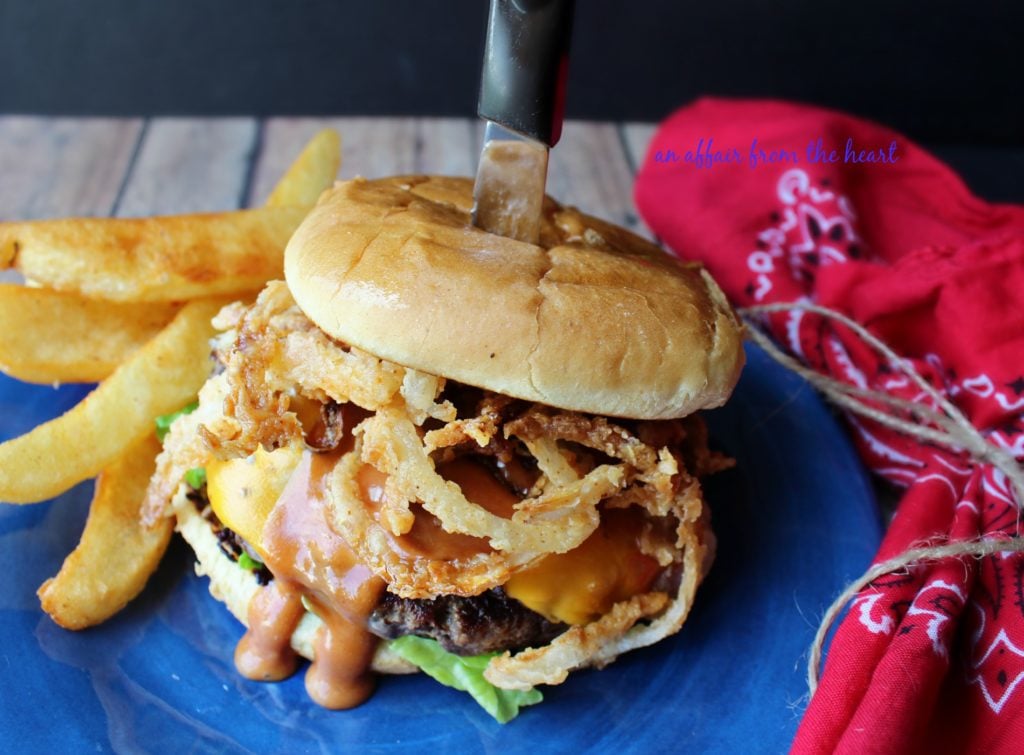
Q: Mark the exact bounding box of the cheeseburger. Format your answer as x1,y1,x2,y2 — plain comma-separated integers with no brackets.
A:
141,175,744,722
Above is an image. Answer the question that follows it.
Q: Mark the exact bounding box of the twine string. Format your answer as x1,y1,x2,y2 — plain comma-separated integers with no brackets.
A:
804,538,1024,696
737,301,1024,696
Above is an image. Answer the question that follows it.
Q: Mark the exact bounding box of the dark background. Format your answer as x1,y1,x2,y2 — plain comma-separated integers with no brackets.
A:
2,1,1021,142
1,1,1022,197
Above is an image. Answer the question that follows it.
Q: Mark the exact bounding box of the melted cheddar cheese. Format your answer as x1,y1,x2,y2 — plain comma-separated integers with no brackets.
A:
206,444,303,558
505,508,662,625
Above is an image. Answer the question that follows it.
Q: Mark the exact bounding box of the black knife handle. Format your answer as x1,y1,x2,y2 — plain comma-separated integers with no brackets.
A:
478,0,575,147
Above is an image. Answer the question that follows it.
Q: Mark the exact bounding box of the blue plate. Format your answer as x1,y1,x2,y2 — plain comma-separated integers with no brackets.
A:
0,343,881,754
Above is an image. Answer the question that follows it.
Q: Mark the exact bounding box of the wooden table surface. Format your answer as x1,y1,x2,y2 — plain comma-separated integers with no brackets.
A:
0,117,658,245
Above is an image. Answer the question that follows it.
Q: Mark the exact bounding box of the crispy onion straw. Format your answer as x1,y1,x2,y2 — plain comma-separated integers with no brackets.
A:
485,489,712,690
330,451,541,598
358,406,624,555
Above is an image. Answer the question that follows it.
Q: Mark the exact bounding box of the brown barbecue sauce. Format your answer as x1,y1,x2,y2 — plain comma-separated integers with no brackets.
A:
236,450,383,709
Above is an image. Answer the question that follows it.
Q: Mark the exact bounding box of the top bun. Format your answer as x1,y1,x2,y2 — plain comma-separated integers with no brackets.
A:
284,176,744,419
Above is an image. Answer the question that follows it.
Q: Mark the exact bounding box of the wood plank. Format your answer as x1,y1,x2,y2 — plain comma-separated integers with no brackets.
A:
545,121,655,241
115,118,258,216
249,117,477,206
0,117,143,283
620,122,658,174
247,118,336,205
408,118,478,177
0,117,142,220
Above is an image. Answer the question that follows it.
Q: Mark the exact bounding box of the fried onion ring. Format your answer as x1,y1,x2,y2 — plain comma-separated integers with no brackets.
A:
484,591,670,689
484,483,713,690
358,406,623,555
329,450,540,598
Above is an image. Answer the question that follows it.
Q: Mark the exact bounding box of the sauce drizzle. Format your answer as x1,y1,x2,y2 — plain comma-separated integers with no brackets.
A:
237,450,384,709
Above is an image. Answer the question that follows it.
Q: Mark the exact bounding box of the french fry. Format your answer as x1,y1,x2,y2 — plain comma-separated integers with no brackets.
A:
37,434,173,629
265,129,342,208
0,284,180,384
0,206,309,302
0,298,225,503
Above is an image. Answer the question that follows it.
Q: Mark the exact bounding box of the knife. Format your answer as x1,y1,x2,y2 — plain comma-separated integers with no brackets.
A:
472,0,575,245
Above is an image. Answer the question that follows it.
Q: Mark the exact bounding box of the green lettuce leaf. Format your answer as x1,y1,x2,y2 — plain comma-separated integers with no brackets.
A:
154,401,198,442
238,551,263,572
388,635,543,723
184,467,206,489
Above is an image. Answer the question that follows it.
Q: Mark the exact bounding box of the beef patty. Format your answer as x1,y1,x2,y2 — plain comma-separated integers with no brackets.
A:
368,588,566,656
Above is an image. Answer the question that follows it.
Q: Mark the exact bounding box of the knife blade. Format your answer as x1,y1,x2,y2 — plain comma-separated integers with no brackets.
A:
473,123,549,244
472,0,574,245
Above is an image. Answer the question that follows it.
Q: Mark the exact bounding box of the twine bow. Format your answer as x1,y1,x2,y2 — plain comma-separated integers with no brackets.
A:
738,301,1024,695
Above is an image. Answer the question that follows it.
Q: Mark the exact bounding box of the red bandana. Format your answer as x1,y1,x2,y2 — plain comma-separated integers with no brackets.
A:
635,98,1024,754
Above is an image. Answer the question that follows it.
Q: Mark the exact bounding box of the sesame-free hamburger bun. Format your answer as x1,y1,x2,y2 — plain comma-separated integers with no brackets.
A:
285,175,744,420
